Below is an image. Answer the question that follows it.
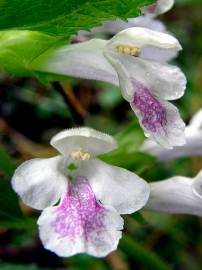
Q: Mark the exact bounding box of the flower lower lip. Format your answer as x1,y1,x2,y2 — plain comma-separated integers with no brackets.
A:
132,79,167,133
52,176,107,240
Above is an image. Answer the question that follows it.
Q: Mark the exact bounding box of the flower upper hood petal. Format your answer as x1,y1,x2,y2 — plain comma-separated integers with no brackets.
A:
51,127,118,157
106,27,181,52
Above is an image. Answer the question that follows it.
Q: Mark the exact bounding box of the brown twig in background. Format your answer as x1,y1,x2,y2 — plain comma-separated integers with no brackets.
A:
61,81,87,117
0,118,56,159
52,81,87,125
190,57,202,117
106,251,129,270
191,157,202,175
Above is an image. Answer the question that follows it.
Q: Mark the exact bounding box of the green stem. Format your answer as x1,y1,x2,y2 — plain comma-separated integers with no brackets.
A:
119,234,170,270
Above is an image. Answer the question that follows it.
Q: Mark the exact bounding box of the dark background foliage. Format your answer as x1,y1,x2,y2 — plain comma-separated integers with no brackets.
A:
0,0,202,269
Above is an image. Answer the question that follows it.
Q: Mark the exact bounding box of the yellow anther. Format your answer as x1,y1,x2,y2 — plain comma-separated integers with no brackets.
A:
123,47,131,54
71,149,91,161
116,45,124,53
116,45,141,57
130,47,141,56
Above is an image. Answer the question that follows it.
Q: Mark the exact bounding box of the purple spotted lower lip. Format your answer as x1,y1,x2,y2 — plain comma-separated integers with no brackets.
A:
52,176,107,241
132,79,167,133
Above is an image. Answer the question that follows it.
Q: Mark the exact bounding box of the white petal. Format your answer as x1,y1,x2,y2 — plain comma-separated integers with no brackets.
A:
189,109,202,130
155,0,175,15
141,138,162,157
135,18,178,62
11,156,67,210
51,127,118,157
142,0,174,16
141,46,178,63
141,58,186,100
126,18,178,62
91,17,166,35
141,110,202,160
141,128,202,160
145,174,202,217
31,39,119,86
77,159,150,214
103,51,133,101
129,16,167,32
37,177,123,257
91,19,132,35
192,170,202,199
107,27,182,52
106,52,186,101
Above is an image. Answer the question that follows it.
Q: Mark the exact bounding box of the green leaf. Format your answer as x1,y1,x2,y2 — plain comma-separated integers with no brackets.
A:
120,234,170,270
130,212,148,225
0,30,65,77
99,121,156,171
115,120,145,150
0,179,26,229
0,144,16,177
100,151,155,171
0,264,50,270
67,255,110,270
0,0,154,37
0,0,155,78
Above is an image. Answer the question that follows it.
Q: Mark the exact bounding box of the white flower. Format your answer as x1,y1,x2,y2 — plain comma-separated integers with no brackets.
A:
11,127,149,257
145,169,202,216
31,27,186,148
73,1,176,63
142,109,202,160
142,0,174,16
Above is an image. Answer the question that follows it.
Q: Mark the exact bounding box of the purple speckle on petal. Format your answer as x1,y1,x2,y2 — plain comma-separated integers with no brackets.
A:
145,4,157,13
132,80,167,133
52,177,107,242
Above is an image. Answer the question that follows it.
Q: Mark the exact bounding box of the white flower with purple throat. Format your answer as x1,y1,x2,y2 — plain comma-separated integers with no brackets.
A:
31,27,186,148
12,127,150,257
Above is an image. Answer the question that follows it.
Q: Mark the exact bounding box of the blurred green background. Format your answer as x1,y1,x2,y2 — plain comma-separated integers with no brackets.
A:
0,0,202,269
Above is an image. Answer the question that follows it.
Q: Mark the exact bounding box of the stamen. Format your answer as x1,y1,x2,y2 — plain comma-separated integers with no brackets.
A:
116,45,141,57
71,149,91,161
